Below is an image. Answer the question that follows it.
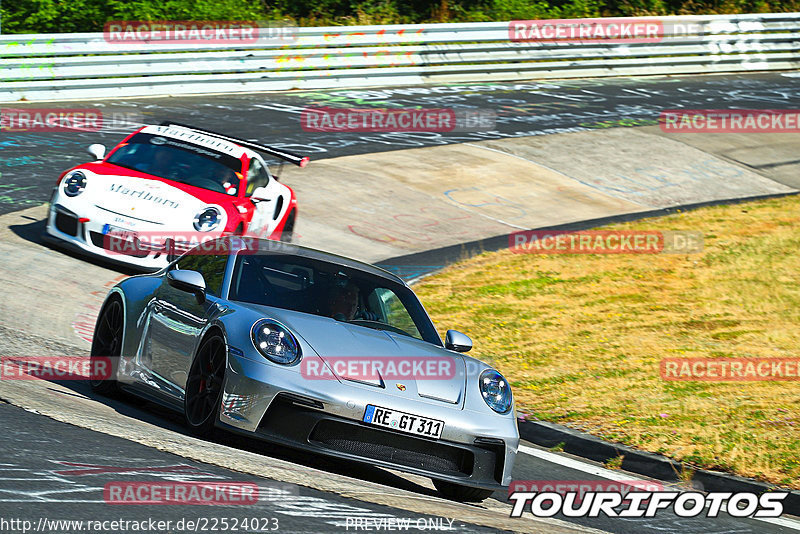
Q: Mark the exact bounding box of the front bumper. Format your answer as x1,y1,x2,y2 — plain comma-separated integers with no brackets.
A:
226,394,506,490
44,203,199,271
219,350,518,491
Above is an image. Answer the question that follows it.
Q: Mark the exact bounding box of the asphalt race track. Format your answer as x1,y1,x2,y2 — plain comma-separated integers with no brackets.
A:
1,72,800,533
0,402,505,534
3,72,800,215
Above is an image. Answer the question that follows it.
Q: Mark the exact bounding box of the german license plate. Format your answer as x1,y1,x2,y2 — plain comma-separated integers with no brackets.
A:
102,224,137,242
363,405,444,439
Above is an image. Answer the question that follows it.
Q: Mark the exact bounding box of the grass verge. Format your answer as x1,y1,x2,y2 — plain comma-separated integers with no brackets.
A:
414,195,800,488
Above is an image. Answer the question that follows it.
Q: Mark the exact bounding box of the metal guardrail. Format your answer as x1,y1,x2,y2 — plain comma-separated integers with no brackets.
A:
1,14,799,102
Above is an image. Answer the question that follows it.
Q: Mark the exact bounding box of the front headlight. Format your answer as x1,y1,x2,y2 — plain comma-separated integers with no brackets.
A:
63,171,87,197
251,320,301,365
193,207,222,232
479,369,513,414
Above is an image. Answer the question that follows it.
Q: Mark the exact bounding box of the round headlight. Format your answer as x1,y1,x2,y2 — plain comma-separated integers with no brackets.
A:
194,207,222,232
479,369,513,414
63,171,87,197
251,320,301,365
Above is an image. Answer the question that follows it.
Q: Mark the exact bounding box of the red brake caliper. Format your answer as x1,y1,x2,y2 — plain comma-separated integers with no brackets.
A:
199,361,213,393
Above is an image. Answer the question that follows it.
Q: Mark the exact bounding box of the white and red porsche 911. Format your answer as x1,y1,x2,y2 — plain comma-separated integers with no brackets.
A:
44,122,307,270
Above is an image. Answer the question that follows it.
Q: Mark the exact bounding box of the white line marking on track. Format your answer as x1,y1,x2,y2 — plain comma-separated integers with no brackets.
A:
518,444,800,531
519,445,640,482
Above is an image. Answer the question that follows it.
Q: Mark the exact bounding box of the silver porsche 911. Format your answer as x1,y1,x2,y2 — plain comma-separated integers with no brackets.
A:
90,237,518,501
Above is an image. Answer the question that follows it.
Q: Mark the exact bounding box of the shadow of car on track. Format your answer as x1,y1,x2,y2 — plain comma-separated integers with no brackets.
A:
9,216,142,276
33,375,453,501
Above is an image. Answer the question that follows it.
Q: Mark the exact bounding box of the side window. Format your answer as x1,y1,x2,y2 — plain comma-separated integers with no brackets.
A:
372,288,422,340
177,252,229,297
245,158,270,196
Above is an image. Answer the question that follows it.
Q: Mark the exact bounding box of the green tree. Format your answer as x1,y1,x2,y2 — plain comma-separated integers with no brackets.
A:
1,0,798,33
1,0,112,33
105,0,269,21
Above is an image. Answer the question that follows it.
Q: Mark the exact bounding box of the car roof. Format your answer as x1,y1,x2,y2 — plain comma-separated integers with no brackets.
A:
226,237,407,286
140,124,253,160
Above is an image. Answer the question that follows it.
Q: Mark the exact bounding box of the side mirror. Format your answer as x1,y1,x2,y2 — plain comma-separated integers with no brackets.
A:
250,186,271,202
167,269,206,304
445,330,472,352
87,143,106,161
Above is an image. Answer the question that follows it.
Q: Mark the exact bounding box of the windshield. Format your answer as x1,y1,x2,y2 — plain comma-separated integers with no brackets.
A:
107,132,243,195
229,253,441,345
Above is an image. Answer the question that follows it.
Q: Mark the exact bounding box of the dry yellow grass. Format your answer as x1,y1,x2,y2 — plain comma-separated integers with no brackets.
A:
414,195,800,488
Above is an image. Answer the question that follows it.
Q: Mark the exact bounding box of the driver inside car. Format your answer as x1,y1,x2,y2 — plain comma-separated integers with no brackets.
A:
135,148,177,178
328,281,379,322
208,166,238,195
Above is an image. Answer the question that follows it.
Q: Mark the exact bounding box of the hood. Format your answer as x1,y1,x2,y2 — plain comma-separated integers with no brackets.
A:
79,167,227,230
243,304,467,406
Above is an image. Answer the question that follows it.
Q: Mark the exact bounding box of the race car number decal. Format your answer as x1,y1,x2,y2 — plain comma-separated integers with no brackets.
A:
363,405,444,439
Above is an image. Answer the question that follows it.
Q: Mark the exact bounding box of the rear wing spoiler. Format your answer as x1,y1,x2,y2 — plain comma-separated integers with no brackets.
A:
159,121,309,168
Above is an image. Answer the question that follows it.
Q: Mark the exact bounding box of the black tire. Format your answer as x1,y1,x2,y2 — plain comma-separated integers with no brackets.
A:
89,299,123,395
184,333,227,437
432,479,494,502
280,210,296,243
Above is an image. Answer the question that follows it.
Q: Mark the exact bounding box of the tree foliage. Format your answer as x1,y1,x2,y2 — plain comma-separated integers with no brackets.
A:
1,0,797,33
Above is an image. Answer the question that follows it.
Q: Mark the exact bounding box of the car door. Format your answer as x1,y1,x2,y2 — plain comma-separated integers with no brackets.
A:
140,251,229,401
245,156,285,237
